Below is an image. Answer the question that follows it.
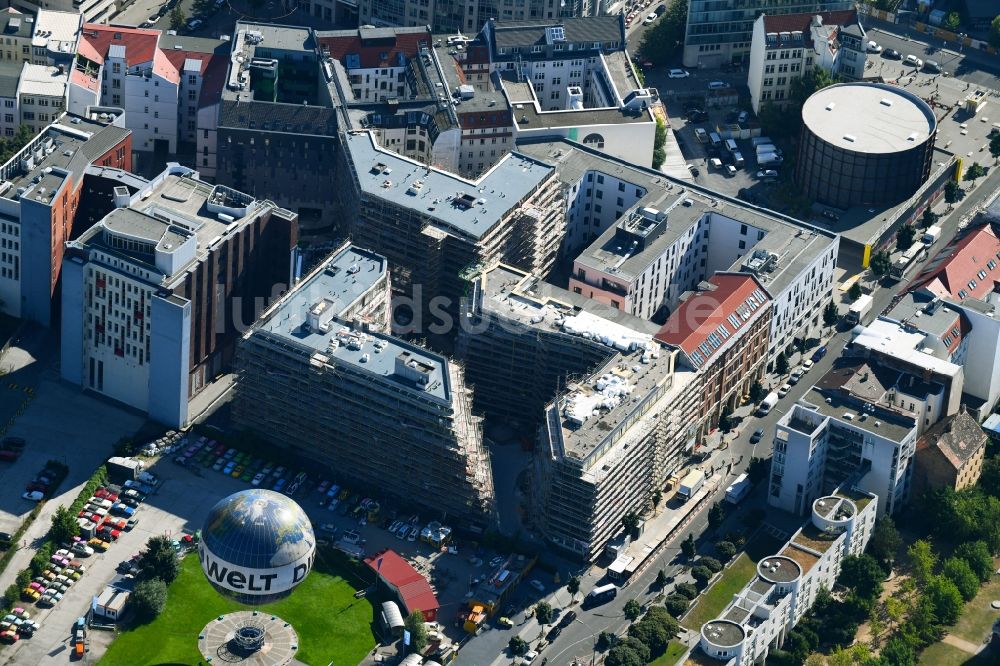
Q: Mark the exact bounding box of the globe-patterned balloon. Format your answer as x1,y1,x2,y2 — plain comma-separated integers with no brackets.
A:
199,489,316,605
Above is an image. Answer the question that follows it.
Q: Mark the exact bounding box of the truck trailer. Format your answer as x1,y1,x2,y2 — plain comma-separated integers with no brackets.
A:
677,469,705,502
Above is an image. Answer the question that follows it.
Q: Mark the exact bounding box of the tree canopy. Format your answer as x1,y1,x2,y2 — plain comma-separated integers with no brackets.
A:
637,0,687,65
136,536,180,584
405,610,429,652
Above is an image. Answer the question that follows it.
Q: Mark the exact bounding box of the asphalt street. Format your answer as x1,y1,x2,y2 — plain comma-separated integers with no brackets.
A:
457,166,1000,666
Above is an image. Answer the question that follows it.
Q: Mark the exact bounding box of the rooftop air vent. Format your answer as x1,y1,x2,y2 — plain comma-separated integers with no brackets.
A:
825,102,835,111
843,134,856,142
880,99,893,107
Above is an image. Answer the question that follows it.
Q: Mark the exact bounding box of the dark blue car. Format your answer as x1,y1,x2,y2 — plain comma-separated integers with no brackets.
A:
811,346,828,362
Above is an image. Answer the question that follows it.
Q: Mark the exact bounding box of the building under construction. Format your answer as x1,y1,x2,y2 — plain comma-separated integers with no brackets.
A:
336,130,564,319
458,263,662,433
232,244,496,528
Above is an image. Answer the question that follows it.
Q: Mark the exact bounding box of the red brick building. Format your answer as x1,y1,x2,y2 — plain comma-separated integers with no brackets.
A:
655,273,772,433
913,408,988,497
365,549,439,622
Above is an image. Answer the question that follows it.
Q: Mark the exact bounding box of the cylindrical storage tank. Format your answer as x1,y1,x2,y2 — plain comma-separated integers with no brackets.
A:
796,82,937,210
700,619,746,659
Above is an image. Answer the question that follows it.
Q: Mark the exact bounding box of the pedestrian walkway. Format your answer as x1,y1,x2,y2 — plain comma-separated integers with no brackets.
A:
942,633,986,655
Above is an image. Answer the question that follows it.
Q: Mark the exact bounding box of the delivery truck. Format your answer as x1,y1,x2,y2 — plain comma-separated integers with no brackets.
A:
677,469,705,502
922,224,942,246
845,294,873,326
757,391,779,416
725,473,752,505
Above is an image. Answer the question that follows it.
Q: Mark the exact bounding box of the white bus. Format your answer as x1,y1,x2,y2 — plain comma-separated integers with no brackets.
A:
889,244,927,281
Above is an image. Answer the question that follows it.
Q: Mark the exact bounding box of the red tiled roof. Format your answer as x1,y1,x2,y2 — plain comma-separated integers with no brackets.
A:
761,10,857,36
365,550,439,617
318,29,430,69
78,24,159,67
654,273,770,368
910,225,1000,301
70,68,99,93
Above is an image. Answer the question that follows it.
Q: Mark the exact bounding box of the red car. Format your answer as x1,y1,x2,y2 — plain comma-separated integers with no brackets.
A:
102,518,127,530
94,489,108,499
98,527,121,541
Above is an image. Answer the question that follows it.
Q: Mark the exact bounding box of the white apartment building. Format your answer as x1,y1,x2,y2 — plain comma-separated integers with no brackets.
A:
10,0,113,25
701,488,877,665
31,9,82,65
17,63,67,133
747,10,868,114
69,25,226,157
770,367,919,518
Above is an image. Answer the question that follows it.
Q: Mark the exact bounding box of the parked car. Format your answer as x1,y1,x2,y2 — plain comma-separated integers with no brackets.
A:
667,68,689,78
757,169,778,179
883,48,901,59
866,40,882,53
642,12,656,25
777,383,792,398
750,429,764,444
558,610,577,628
789,368,805,384
812,346,828,362
904,54,922,67
186,18,203,31
802,359,814,371
22,491,42,502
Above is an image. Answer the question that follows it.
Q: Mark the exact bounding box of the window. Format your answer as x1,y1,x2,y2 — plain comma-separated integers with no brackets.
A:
583,133,605,149
977,270,987,280
988,260,997,270
968,280,977,290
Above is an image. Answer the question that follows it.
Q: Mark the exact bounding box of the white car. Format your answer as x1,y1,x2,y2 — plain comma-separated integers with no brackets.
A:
866,40,882,53
251,472,265,486
777,384,792,398
802,359,814,372
522,651,539,665
757,169,778,179
905,54,922,67
789,368,804,384
725,165,737,176
643,13,656,25
668,68,690,78
22,491,43,502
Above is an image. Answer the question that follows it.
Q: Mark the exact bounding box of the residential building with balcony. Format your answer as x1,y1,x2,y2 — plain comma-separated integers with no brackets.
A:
747,10,868,114
699,488,877,665
231,245,496,529
60,165,298,427
769,360,920,518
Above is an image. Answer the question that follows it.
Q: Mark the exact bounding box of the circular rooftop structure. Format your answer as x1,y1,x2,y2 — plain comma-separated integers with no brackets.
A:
812,495,858,532
200,489,315,605
757,555,801,585
701,619,746,651
198,610,298,665
795,82,937,210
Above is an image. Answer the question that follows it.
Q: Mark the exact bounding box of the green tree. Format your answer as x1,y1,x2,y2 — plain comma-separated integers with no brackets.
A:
628,608,677,655
868,516,902,567
965,162,987,182
920,206,939,228
838,554,884,601
982,457,1000,497
622,511,640,539
775,352,789,375
691,565,712,586
129,578,167,624
699,556,722,573
508,636,528,656
989,134,1000,167
136,536,180,584
848,281,863,302
50,506,80,547
944,12,961,32
823,300,839,327
652,117,667,170
708,502,725,529
945,179,961,204
907,539,937,585
870,250,892,277
674,582,697,599
942,556,979,601
955,541,994,582
595,630,618,651
605,645,643,666
567,575,581,598
748,381,765,403
718,406,734,433
619,636,650,662
715,540,736,561
169,6,186,30
651,490,663,510
623,598,643,621
681,533,696,559
655,568,668,589
991,16,1000,50
880,635,916,666
535,600,553,624
828,644,872,666
664,595,688,616
897,223,916,250
405,610,429,652
636,0,687,65
925,575,963,625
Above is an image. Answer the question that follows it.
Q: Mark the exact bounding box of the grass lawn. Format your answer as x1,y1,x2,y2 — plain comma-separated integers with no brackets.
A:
101,553,376,666
946,574,1000,645
681,553,757,630
649,640,689,665
918,641,995,666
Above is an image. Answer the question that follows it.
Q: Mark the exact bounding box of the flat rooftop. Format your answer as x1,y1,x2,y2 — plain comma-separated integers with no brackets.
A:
476,263,661,337
253,277,452,405
779,543,821,574
756,556,800,583
813,495,855,521
802,82,936,153
791,522,842,555
851,318,961,378
883,292,960,339
835,487,874,511
799,385,916,442
701,620,744,648
345,130,554,242
0,115,131,206
522,140,834,298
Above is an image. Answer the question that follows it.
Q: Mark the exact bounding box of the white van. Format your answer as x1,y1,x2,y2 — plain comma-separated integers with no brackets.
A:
708,132,722,148
724,138,738,153
708,81,730,90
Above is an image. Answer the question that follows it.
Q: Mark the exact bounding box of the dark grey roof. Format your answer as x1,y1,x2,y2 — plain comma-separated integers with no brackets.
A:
490,16,624,51
0,11,33,39
218,100,338,136
0,61,21,99
840,23,864,38
156,34,229,55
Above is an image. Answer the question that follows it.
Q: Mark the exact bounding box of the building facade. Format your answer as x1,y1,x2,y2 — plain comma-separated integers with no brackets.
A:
683,0,855,68
700,488,877,665
60,166,298,426
747,10,867,114
913,409,988,499
232,246,496,529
